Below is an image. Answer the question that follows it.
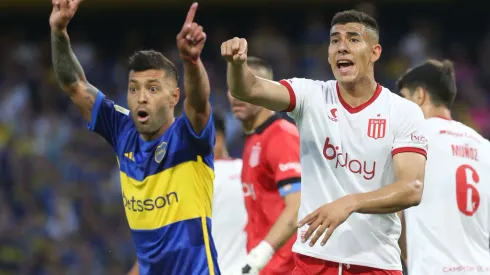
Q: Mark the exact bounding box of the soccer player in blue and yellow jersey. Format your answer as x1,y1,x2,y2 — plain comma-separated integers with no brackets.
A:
50,1,218,274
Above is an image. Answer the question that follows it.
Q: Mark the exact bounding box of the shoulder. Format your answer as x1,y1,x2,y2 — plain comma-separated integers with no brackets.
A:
281,78,334,92
457,121,488,144
269,118,299,137
386,90,424,120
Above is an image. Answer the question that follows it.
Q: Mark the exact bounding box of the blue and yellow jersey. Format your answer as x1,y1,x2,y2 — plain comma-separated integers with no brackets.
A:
88,91,219,275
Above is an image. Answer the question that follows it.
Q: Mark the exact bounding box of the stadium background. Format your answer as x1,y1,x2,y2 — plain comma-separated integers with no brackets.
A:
0,0,487,274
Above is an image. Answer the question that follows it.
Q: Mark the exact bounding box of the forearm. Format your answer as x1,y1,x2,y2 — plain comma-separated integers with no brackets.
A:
263,205,298,250
348,179,423,214
183,58,210,114
227,62,257,101
51,29,87,91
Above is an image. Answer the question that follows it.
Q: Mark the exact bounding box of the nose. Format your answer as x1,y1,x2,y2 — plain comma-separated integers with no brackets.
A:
337,39,349,54
137,90,148,104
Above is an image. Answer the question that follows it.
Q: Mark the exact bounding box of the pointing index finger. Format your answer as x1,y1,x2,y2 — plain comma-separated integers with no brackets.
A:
184,2,198,26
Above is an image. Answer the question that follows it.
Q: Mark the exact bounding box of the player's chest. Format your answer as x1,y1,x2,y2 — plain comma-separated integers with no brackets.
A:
241,138,272,181
118,138,170,179
303,104,394,156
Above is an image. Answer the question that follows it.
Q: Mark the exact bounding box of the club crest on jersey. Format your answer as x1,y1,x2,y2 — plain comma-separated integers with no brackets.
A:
249,143,261,168
154,142,167,163
367,117,386,139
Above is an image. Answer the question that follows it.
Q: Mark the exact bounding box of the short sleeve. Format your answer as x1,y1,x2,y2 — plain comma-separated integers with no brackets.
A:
279,78,316,121
391,101,428,158
180,111,215,156
265,124,301,197
87,91,131,151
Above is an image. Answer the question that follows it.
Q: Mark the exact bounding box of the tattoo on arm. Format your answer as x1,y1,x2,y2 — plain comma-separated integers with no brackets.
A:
51,30,86,90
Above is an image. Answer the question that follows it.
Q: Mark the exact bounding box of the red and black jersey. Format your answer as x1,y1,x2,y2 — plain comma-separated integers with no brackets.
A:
241,114,301,275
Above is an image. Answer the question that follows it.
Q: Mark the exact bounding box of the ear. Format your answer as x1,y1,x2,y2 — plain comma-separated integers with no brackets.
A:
413,87,427,106
170,87,180,107
371,43,382,63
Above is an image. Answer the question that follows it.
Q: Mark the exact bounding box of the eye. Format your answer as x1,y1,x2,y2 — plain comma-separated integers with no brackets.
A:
150,86,159,92
129,86,137,93
331,38,339,44
350,38,360,43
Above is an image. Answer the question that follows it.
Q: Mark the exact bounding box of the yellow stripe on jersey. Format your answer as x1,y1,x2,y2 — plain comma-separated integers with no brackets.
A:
120,157,214,230
201,216,215,275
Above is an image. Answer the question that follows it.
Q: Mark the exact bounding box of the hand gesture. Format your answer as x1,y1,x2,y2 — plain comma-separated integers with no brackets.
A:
221,37,248,65
49,0,83,33
176,2,206,62
298,196,355,247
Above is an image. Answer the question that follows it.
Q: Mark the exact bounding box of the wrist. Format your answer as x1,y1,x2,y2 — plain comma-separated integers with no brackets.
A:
343,194,360,214
252,240,275,257
180,54,199,64
247,240,275,271
51,27,67,36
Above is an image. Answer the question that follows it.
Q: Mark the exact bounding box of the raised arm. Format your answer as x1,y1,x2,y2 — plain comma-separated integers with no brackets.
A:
176,3,211,134
50,0,97,122
221,37,290,111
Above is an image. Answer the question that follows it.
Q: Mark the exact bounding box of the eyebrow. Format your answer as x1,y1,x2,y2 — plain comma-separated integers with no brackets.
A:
128,79,161,84
330,31,362,37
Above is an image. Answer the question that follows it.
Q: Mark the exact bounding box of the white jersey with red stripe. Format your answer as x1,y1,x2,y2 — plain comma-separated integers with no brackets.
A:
278,78,428,270
404,117,490,275
211,158,248,274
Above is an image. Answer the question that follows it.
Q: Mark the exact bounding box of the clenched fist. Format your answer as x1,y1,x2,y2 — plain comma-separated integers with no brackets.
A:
221,37,248,65
176,2,206,62
49,0,83,33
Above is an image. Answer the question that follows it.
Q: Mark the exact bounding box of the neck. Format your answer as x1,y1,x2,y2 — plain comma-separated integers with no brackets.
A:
338,75,377,107
424,105,452,120
242,109,275,133
141,116,175,141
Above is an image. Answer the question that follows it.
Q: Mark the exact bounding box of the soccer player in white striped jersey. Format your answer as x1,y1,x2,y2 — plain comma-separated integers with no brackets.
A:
397,59,490,275
222,9,427,275
211,113,248,274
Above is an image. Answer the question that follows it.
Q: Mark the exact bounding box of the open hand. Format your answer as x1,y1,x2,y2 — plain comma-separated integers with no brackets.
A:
298,196,355,246
49,0,83,33
221,37,248,65
176,2,206,61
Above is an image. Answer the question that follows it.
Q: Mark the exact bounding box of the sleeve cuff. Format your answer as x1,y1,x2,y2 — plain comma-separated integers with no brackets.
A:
87,91,105,132
392,147,427,158
279,80,296,112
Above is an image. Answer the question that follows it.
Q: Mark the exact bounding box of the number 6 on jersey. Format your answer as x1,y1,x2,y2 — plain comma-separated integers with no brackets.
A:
456,164,480,216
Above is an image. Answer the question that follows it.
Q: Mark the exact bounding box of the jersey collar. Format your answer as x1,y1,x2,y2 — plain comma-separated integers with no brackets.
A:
336,82,382,114
246,113,282,135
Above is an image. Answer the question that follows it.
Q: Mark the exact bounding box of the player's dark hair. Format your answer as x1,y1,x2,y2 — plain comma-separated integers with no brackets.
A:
128,50,179,83
213,112,226,135
331,10,379,38
396,59,457,108
247,56,273,79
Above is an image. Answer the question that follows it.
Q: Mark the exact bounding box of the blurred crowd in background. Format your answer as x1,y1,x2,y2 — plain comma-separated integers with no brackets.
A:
0,1,488,274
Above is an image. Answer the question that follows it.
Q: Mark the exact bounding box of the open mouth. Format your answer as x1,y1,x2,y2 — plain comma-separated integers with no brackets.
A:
336,60,354,73
137,110,150,123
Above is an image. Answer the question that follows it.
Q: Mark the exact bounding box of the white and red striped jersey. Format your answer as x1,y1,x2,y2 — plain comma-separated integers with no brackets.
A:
211,158,248,274
279,78,428,270
404,117,490,275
